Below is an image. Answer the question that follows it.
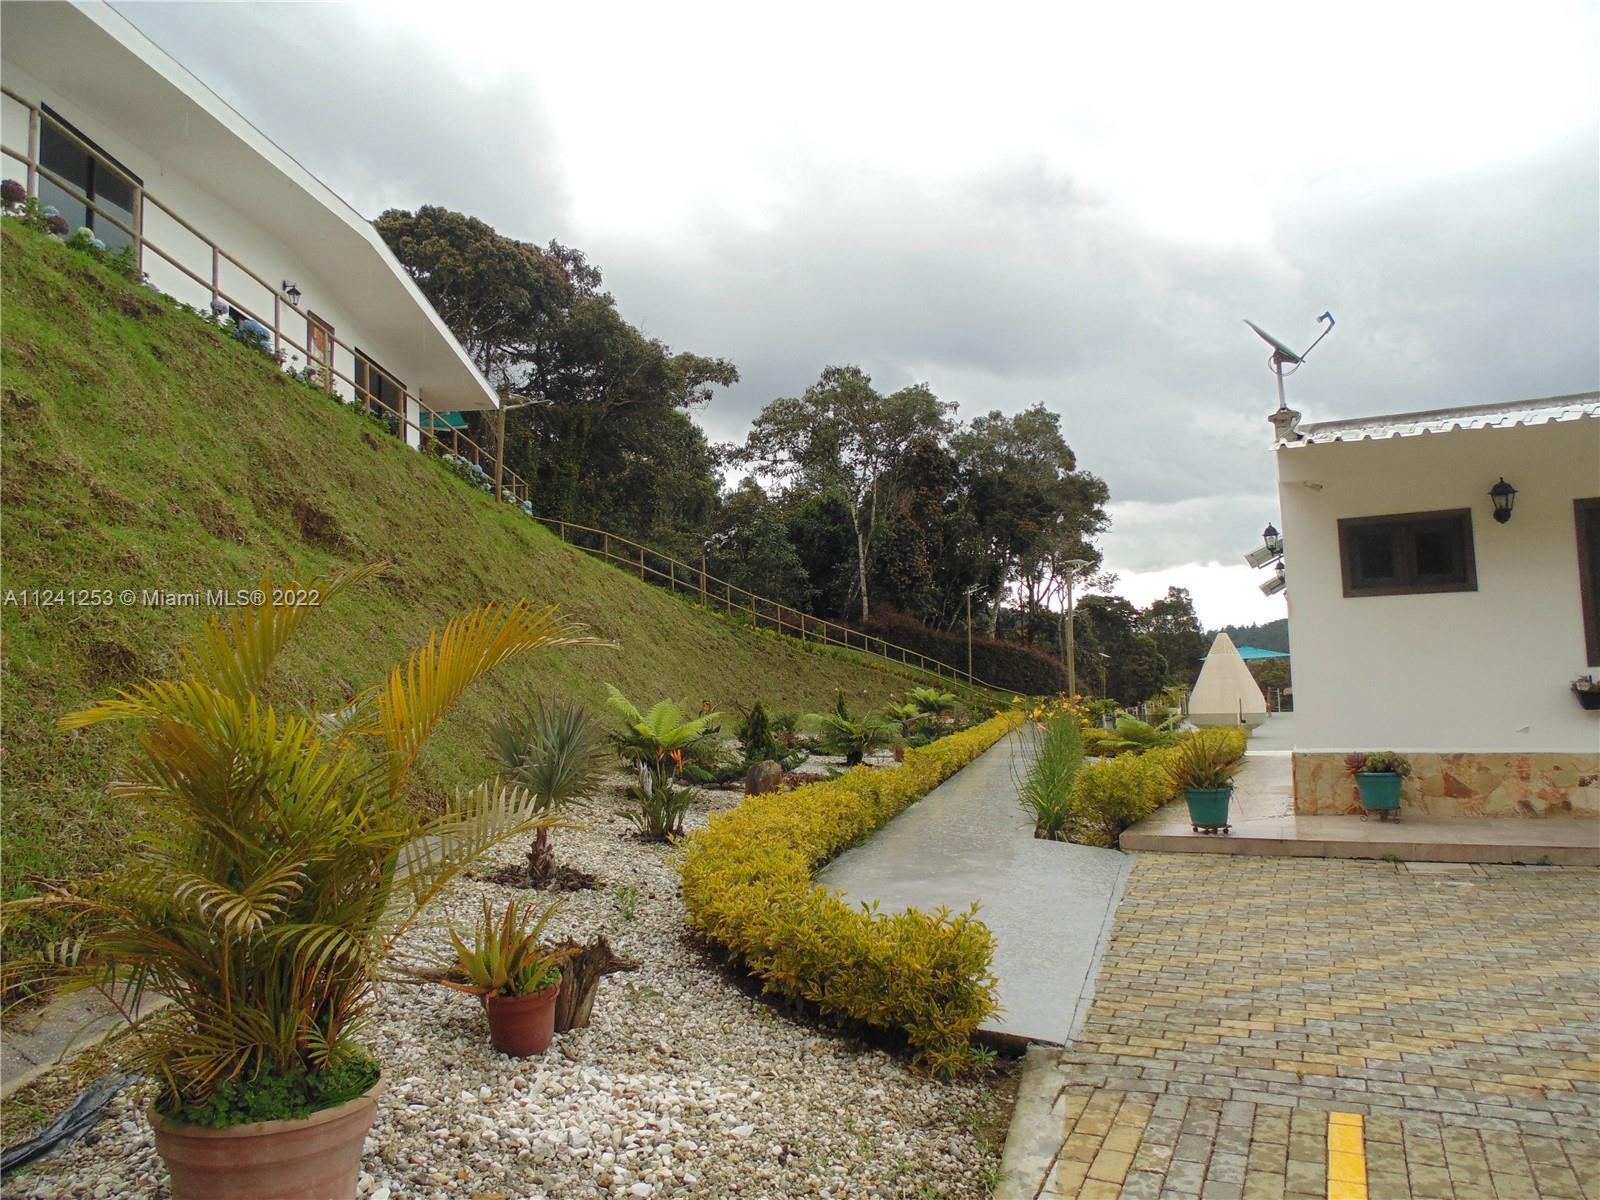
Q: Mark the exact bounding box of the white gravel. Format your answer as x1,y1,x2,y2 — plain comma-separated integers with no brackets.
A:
4,765,1013,1200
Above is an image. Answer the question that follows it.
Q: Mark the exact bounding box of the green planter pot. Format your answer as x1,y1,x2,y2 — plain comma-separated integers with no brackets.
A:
1183,786,1232,834
1355,771,1403,820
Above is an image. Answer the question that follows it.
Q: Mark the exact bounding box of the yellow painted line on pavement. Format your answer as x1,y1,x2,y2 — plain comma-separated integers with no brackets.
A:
1327,1111,1367,1200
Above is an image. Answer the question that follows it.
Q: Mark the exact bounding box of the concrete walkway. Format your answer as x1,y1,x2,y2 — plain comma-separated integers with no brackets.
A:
819,731,1132,1044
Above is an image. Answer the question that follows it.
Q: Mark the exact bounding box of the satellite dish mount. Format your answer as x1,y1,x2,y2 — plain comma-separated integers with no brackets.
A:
1244,312,1335,440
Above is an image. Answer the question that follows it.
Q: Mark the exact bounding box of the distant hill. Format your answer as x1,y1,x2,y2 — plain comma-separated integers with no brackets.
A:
1216,617,1290,653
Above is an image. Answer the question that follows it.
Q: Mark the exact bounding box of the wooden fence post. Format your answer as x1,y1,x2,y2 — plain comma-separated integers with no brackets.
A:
700,548,707,608
26,106,39,197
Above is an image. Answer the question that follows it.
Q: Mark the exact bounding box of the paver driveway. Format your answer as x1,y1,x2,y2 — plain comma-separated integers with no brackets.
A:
1002,854,1600,1199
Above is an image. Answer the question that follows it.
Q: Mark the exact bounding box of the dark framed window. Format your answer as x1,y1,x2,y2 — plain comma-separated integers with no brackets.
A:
1577,498,1600,667
38,104,140,253
1338,509,1477,597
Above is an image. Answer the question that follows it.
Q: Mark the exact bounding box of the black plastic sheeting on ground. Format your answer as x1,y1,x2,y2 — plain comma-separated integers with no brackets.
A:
1,1072,140,1177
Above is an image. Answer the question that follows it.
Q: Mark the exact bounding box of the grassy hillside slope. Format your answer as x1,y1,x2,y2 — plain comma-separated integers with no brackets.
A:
0,221,936,917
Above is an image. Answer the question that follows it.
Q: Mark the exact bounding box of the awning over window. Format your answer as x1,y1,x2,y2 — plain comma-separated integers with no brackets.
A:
419,410,468,431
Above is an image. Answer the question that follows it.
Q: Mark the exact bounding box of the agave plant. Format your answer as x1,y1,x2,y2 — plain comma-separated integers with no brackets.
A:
441,898,570,998
20,565,601,1116
603,685,722,767
488,700,608,886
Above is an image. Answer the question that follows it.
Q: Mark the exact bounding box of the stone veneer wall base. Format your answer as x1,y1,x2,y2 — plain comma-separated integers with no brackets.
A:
1293,751,1600,819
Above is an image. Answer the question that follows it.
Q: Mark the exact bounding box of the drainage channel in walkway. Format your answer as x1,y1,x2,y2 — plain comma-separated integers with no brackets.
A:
818,730,1133,1045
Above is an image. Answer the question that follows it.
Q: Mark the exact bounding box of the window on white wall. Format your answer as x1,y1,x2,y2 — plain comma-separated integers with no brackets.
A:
38,105,138,253
1338,509,1477,597
1577,498,1600,667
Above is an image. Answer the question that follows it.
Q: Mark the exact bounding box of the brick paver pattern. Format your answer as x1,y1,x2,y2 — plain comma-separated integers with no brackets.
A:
1029,856,1600,1199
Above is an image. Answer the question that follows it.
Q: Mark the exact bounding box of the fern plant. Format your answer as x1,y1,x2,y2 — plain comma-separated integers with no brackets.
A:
603,685,722,766
803,697,895,766
19,565,600,1120
488,700,608,886
908,687,958,719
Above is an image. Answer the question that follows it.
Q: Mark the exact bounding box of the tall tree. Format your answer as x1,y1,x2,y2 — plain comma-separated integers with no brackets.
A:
377,205,736,548
950,405,1109,635
741,366,955,621
374,205,570,387
707,479,811,609
1074,594,1169,704
1139,586,1210,687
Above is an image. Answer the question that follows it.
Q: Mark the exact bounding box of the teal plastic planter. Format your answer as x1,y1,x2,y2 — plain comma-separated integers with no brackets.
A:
1355,771,1403,813
1183,786,1232,833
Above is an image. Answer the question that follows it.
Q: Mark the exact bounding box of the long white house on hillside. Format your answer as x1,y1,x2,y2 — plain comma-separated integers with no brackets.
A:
0,0,499,457
1274,392,1600,820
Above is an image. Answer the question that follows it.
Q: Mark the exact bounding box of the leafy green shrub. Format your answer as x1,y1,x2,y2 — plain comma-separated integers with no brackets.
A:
1065,753,1174,847
162,1052,381,1129
680,711,1022,1075
1060,727,1247,847
1018,711,1086,839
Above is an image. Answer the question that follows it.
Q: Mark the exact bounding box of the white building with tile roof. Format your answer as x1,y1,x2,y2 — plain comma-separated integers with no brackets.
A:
1273,392,1600,819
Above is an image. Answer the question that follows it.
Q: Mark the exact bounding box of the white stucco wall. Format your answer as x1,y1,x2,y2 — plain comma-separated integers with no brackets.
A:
2,73,410,415
1277,418,1600,754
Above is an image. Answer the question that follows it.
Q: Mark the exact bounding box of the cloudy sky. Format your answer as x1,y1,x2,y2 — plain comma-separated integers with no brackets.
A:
119,0,1599,627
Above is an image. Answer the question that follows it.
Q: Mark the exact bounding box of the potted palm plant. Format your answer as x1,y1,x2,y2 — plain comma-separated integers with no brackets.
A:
1166,731,1244,834
440,899,570,1057
25,566,600,1200
1344,751,1411,820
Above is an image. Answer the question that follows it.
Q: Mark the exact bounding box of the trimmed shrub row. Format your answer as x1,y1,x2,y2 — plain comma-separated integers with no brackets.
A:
857,610,1069,696
1066,727,1248,847
679,711,1023,1075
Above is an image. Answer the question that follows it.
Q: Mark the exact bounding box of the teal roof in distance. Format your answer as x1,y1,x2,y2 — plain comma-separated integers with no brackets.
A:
1237,645,1290,660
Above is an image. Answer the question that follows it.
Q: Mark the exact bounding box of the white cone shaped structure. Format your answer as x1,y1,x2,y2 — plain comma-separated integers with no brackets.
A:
1188,632,1269,729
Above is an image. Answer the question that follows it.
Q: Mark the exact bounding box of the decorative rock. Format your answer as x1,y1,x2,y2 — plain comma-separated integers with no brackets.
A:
744,760,783,795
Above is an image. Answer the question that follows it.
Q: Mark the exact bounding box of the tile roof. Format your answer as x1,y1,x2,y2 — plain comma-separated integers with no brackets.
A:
1281,391,1599,447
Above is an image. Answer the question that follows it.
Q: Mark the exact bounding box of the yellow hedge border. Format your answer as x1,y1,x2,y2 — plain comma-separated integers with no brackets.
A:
679,711,1023,1075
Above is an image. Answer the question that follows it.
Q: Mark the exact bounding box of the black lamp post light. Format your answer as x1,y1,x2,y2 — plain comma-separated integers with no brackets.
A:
282,280,302,307
1488,477,1517,524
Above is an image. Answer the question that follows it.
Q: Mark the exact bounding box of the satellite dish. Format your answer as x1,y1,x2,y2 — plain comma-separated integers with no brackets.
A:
1244,312,1335,432
1243,320,1303,364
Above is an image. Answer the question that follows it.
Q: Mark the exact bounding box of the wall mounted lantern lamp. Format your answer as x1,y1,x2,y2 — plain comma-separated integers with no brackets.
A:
1488,477,1517,524
282,281,302,307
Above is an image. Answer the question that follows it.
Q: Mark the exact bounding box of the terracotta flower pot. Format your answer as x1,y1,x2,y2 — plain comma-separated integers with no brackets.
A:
484,978,561,1057
150,1076,383,1200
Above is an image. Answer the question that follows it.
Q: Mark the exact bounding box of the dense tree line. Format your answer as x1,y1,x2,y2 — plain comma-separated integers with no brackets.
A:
377,204,1211,703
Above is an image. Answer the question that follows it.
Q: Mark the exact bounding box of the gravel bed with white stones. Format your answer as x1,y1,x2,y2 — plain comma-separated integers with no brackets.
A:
4,761,1015,1200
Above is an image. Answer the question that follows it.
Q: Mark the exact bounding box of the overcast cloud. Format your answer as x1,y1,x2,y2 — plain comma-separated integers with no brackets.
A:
117,1,1599,626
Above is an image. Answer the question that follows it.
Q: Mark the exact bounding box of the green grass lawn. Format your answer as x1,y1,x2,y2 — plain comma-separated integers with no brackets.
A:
0,220,941,949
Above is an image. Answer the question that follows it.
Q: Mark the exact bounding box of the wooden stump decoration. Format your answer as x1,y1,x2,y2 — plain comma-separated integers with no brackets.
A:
551,936,640,1033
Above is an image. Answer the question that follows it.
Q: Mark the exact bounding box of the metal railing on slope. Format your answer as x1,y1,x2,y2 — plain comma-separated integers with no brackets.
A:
534,518,1018,697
